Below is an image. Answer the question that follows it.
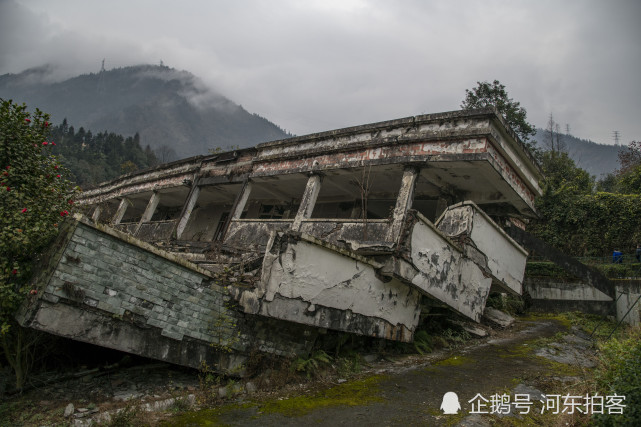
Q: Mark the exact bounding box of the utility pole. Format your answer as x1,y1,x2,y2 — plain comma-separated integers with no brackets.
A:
613,131,621,146
565,124,570,135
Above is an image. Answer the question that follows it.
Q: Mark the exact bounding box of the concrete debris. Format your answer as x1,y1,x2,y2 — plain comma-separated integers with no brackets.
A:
482,308,515,329
64,403,75,417
450,320,489,338
245,381,257,394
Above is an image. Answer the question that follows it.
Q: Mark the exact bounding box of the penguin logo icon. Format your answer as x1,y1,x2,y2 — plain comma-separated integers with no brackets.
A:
440,391,461,414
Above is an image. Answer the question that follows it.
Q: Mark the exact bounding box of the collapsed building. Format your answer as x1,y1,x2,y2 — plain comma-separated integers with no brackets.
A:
17,108,543,374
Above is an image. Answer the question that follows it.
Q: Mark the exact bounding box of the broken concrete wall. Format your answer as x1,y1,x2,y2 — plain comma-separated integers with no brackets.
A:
16,218,317,374
135,220,176,241
436,201,528,295
614,281,641,327
235,232,421,342
298,220,391,248
224,220,293,253
524,277,614,316
397,213,492,322
525,277,641,326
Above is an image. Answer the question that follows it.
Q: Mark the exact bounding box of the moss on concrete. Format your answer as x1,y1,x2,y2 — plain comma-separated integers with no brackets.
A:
259,375,386,417
431,355,475,367
162,402,254,426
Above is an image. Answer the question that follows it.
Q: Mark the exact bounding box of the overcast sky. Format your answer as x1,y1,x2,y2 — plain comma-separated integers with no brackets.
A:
1,0,639,145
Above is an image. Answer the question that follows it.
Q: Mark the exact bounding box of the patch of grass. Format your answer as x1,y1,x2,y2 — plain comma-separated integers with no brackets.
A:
592,263,640,279
161,402,255,426
169,396,192,414
593,325,641,426
538,354,585,377
106,403,147,427
259,375,386,417
335,352,362,377
497,342,535,359
525,262,579,280
413,330,433,354
431,355,475,367
291,350,332,379
519,311,573,330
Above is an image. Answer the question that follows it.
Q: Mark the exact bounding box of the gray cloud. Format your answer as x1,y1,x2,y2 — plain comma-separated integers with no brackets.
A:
1,0,639,145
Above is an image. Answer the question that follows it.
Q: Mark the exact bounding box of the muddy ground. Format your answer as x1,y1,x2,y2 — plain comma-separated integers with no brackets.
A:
3,314,602,426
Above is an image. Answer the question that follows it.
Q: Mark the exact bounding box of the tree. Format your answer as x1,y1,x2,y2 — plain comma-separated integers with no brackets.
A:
544,113,566,154
461,80,537,149
615,141,641,194
154,144,178,163
0,99,78,388
539,151,593,196
596,141,641,195
530,150,641,256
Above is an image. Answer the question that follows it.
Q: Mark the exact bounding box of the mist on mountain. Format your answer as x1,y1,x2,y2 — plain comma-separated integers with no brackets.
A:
0,64,291,160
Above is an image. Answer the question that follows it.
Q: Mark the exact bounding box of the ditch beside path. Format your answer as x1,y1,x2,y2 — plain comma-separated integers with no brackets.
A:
167,316,597,426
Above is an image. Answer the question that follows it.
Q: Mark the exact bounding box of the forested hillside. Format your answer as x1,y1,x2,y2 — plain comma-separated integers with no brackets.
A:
47,119,159,188
532,128,620,178
0,64,291,160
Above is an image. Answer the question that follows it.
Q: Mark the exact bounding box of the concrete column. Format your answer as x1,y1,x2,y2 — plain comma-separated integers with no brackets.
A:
175,184,201,240
91,205,102,223
231,181,253,220
386,167,419,242
112,198,129,225
292,174,323,231
135,191,161,235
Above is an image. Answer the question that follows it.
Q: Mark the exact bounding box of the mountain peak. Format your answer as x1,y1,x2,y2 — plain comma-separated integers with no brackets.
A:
0,64,290,159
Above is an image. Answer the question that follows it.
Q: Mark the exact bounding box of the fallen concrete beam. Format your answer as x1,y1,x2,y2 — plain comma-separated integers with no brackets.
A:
385,213,493,322
235,232,422,342
437,201,528,295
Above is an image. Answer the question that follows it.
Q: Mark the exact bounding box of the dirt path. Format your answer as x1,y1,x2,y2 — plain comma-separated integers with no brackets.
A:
165,317,594,426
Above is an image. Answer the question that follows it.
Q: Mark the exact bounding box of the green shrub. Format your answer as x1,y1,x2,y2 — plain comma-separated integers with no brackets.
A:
593,327,641,426
291,350,332,378
0,100,78,389
413,330,433,354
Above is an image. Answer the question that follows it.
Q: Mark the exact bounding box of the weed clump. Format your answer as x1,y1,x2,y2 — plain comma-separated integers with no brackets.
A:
593,326,641,426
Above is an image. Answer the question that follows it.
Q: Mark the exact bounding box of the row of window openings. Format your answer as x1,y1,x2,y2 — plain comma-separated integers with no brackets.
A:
113,199,399,224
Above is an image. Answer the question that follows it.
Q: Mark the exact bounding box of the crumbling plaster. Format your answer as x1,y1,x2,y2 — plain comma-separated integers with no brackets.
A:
403,214,492,322
436,201,528,295
236,232,422,341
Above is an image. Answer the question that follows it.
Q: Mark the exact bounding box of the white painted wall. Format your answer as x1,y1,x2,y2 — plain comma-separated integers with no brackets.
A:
260,237,421,331
409,219,492,322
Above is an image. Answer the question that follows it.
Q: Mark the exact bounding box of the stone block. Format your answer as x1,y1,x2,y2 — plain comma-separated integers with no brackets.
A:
146,317,165,329
161,328,184,341
41,293,60,303
81,263,98,274
97,300,116,314
70,235,87,245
